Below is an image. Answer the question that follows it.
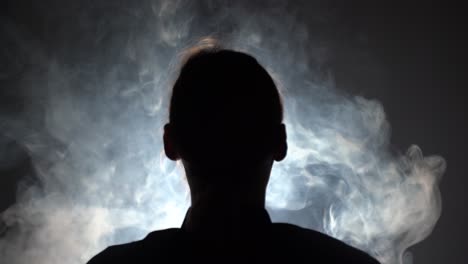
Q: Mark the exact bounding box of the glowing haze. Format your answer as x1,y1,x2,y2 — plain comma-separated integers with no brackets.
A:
0,1,445,264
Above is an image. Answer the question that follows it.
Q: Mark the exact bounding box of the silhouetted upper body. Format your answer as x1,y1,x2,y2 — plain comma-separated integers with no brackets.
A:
88,43,380,264
88,207,378,264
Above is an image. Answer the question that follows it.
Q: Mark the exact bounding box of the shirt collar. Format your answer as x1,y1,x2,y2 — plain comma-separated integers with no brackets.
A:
181,206,272,237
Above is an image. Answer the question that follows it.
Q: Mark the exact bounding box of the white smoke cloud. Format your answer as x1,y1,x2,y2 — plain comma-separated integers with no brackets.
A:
0,1,445,264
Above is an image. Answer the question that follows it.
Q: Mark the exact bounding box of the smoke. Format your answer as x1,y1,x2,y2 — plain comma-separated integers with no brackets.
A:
0,1,445,264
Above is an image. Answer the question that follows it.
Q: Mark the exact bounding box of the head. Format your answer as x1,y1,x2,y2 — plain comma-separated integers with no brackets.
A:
164,46,287,206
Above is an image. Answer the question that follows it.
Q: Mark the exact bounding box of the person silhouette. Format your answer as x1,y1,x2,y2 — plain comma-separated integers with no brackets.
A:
87,46,380,264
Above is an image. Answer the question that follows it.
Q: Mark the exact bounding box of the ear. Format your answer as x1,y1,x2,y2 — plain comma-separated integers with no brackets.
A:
273,124,287,161
163,123,180,161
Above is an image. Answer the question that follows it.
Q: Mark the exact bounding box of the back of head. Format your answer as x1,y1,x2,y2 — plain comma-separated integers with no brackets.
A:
169,47,283,162
166,46,286,191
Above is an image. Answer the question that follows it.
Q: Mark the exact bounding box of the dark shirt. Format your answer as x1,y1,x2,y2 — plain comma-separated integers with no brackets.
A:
87,209,380,264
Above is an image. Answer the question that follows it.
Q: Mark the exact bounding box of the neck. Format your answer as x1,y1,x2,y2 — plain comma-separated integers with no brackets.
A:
183,160,272,207
191,184,266,207
182,184,269,237
180,161,273,236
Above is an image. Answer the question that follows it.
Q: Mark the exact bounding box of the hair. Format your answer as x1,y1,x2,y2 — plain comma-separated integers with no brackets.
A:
169,46,283,163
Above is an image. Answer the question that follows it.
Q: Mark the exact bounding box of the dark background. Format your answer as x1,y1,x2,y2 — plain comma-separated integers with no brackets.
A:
1,1,466,263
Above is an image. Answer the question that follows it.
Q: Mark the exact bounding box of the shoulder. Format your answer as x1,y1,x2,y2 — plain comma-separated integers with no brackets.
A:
86,228,180,264
271,223,380,264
